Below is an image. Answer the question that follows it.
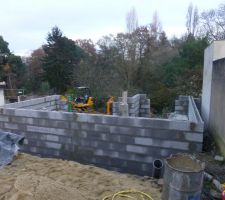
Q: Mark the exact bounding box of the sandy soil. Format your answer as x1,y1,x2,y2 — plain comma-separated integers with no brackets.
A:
0,153,161,200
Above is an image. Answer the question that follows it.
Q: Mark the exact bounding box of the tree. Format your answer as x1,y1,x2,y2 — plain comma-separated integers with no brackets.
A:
0,36,10,54
25,48,45,92
163,35,208,98
42,26,85,93
0,36,25,89
126,7,138,33
186,3,199,36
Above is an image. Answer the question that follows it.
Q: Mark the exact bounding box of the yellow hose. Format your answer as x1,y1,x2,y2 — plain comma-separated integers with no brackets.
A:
102,189,154,200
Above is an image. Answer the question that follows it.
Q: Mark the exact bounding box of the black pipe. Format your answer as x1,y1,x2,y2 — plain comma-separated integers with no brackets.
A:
152,159,163,179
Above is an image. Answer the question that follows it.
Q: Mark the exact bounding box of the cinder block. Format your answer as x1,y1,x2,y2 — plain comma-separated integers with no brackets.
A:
184,132,203,142
81,123,95,130
0,115,9,122
108,143,126,151
175,106,185,111
26,125,68,136
102,116,119,125
37,119,69,129
30,147,37,153
77,131,87,138
87,115,103,124
76,114,88,123
45,142,61,149
110,126,130,135
135,137,189,150
140,105,150,109
11,116,34,124
4,123,18,130
135,137,153,146
46,135,59,142
1,108,15,115
126,145,147,154
14,109,39,118
70,122,80,130
95,124,110,132
58,136,71,144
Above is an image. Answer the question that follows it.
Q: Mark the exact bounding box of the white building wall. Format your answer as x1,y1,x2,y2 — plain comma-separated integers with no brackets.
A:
201,40,225,128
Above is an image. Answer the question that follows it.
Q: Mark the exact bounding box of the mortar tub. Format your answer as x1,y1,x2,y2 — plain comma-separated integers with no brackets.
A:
162,154,205,200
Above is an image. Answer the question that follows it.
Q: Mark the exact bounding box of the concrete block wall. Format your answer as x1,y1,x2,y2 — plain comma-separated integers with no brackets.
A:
2,95,60,111
113,94,150,117
0,95,204,176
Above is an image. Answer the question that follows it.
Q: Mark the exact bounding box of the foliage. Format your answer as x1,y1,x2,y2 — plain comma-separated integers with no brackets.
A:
42,26,85,93
0,36,10,54
25,48,45,93
0,36,26,89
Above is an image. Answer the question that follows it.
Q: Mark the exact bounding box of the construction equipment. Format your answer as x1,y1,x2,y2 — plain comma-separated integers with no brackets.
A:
60,87,94,112
61,87,114,114
106,96,114,115
73,87,94,109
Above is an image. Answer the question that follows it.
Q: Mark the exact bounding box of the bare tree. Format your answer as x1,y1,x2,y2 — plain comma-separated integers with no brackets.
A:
126,7,139,33
186,3,199,36
200,4,225,41
150,11,162,37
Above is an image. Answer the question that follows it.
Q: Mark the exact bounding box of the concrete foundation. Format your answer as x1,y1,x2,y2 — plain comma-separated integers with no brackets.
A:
0,95,203,176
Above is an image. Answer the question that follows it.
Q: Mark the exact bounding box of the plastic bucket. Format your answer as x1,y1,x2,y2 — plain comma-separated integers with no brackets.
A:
162,154,205,200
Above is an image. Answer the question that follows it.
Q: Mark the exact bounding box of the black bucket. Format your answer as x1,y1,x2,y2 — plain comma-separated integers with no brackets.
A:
152,159,164,179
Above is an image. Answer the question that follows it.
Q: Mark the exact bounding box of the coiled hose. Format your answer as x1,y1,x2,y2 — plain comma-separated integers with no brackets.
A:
102,189,154,200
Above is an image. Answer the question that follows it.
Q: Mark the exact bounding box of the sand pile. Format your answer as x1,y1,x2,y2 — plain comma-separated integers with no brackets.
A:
0,153,161,200
14,174,86,200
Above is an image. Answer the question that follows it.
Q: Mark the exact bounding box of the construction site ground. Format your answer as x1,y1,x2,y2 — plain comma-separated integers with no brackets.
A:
0,153,161,200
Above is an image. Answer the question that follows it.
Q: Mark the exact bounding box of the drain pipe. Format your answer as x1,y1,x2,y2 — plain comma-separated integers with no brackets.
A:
152,159,164,179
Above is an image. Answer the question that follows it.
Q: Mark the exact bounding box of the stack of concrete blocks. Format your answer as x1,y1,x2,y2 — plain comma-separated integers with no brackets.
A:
175,95,189,115
113,94,150,118
139,94,151,117
0,95,203,176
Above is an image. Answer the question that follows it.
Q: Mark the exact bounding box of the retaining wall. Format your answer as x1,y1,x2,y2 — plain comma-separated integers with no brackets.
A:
0,95,203,176
113,94,150,117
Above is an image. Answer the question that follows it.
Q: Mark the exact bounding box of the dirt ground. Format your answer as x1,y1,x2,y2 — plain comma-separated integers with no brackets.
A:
197,152,225,183
0,153,161,200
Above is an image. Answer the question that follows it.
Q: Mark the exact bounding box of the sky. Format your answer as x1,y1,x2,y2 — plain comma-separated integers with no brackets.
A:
0,0,223,56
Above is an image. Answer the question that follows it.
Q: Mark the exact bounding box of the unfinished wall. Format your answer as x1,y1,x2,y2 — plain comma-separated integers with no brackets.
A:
3,95,60,111
113,94,150,117
209,58,225,155
0,95,203,176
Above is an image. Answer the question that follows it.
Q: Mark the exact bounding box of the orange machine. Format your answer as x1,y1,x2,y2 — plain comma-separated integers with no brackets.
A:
106,96,114,115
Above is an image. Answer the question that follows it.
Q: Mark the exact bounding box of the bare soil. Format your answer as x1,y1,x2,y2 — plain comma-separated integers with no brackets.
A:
0,153,161,200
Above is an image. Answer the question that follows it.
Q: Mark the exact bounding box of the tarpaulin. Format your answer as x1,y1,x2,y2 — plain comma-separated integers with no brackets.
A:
0,132,24,166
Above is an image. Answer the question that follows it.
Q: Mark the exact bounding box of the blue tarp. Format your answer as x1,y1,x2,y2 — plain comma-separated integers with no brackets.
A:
0,132,24,166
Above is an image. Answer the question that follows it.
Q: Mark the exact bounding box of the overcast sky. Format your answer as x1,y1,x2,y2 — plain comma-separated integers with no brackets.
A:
0,0,223,56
